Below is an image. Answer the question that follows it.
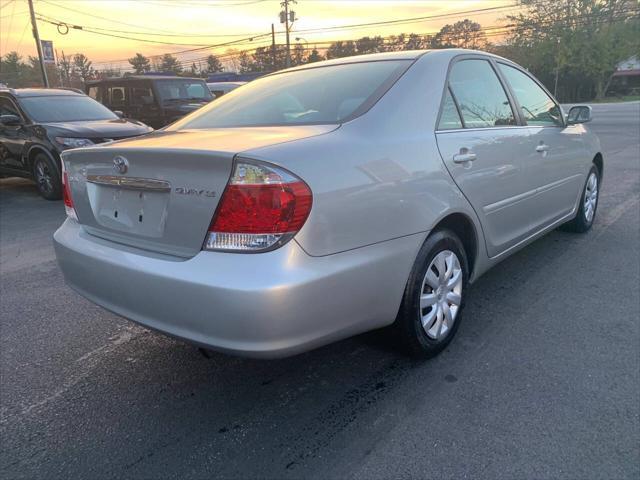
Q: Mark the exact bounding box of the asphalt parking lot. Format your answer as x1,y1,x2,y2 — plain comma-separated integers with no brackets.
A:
1,102,639,479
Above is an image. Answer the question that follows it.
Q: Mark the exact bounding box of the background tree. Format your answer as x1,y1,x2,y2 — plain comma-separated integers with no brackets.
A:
292,43,307,66
0,52,26,86
238,51,256,73
355,36,385,54
205,54,224,73
405,33,429,50
500,0,639,101
98,67,121,78
73,54,94,83
58,51,74,85
307,48,324,63
326,40,356,59
128,53,151,74
432,19,486,49
159,54,182,74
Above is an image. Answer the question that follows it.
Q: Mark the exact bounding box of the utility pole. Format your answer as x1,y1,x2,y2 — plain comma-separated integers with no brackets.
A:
280,0,297,68
271,23,277,71
27,0,49,87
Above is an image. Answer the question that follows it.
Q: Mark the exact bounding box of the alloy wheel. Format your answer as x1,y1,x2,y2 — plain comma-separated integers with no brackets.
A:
35,159,53,195
584,172,598,223
419,250,463,340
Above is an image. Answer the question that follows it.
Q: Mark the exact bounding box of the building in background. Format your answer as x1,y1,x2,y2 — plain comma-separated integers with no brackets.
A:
606,55,640,97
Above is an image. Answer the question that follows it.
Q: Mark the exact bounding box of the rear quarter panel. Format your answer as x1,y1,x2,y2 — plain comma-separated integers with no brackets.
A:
244,53,484,258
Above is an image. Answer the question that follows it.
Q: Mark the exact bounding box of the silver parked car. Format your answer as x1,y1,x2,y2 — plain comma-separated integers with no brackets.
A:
54,50,602,358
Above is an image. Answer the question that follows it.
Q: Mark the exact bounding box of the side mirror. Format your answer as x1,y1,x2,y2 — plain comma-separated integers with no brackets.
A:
567,105,592,125
0,114,22,126
113,110,124,118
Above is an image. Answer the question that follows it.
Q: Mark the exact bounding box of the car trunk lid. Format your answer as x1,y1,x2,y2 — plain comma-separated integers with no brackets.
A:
63,126,335,258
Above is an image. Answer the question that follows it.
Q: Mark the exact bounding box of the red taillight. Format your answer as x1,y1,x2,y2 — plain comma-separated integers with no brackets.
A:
204,160,312,252
63,172,73,208
61,162,77,220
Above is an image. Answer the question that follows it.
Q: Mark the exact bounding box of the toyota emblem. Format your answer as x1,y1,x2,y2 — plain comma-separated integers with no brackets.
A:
113,156,129,174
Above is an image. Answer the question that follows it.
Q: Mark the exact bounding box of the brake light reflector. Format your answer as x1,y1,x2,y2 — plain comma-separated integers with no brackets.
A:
204,160,312,252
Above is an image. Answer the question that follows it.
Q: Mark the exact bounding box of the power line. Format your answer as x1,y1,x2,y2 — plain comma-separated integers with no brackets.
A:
139,0,271,8
2,0,16,54
35,14,274,48
79,3,525,65
39,0,200,34
89,11,638,74
35,12,269,38
290,3,521,35
66,2,640,69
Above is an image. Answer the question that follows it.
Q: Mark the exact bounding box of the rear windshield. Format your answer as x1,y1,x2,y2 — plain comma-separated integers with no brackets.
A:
169,60,411,129
19,95,118,122
155,79,213,103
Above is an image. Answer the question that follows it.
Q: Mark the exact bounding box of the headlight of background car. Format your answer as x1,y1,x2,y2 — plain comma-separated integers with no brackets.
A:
55,137,95,148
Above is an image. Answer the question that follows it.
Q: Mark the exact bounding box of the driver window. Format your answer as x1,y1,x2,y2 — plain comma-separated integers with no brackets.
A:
130,87,154,106
0,97,21,118
498,63,563,127
448,59,516,128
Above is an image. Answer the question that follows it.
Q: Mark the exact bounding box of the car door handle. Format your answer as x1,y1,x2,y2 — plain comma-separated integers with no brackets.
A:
536,143,550,153
453,150,477,163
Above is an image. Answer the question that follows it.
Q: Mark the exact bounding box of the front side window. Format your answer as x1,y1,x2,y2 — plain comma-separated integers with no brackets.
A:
0,97,21,117
130,86,155,106
168,60,411,129
155,80,213,103
19,96,117,122
498,63,563,127
448,59,516,128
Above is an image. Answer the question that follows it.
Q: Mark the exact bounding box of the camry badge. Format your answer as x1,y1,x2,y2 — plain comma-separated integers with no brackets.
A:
113,156,129,174
174,187,217,198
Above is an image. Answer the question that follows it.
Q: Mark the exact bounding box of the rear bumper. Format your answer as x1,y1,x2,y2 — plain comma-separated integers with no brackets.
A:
54,219,422,358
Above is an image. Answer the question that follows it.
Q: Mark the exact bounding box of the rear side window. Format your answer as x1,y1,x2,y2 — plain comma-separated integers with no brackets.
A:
87,86,100,101
498,63,563,127
438,88,463,130
169,60,411,129
448,59,516,128
107,86,127,107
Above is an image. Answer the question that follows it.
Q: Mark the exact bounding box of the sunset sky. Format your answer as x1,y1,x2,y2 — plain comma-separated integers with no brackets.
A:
1,0,514,70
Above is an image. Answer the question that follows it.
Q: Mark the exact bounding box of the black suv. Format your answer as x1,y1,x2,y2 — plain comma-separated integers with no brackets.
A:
0,88,152,200
86,76,213,129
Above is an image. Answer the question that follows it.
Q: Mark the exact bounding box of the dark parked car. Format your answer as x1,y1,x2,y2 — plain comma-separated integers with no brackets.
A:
0,88,152,200
86,76,213,129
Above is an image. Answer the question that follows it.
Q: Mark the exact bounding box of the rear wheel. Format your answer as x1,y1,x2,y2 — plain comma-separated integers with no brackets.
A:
563,165,599,233
32,153,62,200
393,229,469,358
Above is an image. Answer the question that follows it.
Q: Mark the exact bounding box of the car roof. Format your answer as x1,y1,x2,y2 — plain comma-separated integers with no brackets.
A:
206,82,246,86
2,88,85,98
86,75,204,84
270,49,511,76
281,50,427,73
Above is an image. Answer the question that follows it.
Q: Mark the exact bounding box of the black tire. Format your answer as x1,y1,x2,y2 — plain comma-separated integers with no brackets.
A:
393,229,469,358
562,165,600,233
32,153,62,200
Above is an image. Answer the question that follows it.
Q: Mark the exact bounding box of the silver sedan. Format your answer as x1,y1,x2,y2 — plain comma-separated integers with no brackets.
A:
54,49,602,358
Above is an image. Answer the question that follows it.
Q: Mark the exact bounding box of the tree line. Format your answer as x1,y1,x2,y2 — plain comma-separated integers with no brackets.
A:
1,0,637,101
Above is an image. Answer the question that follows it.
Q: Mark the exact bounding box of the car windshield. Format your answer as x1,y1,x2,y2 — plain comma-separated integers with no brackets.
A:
19,95,118,122
155,80,213,103
169,60,411,129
